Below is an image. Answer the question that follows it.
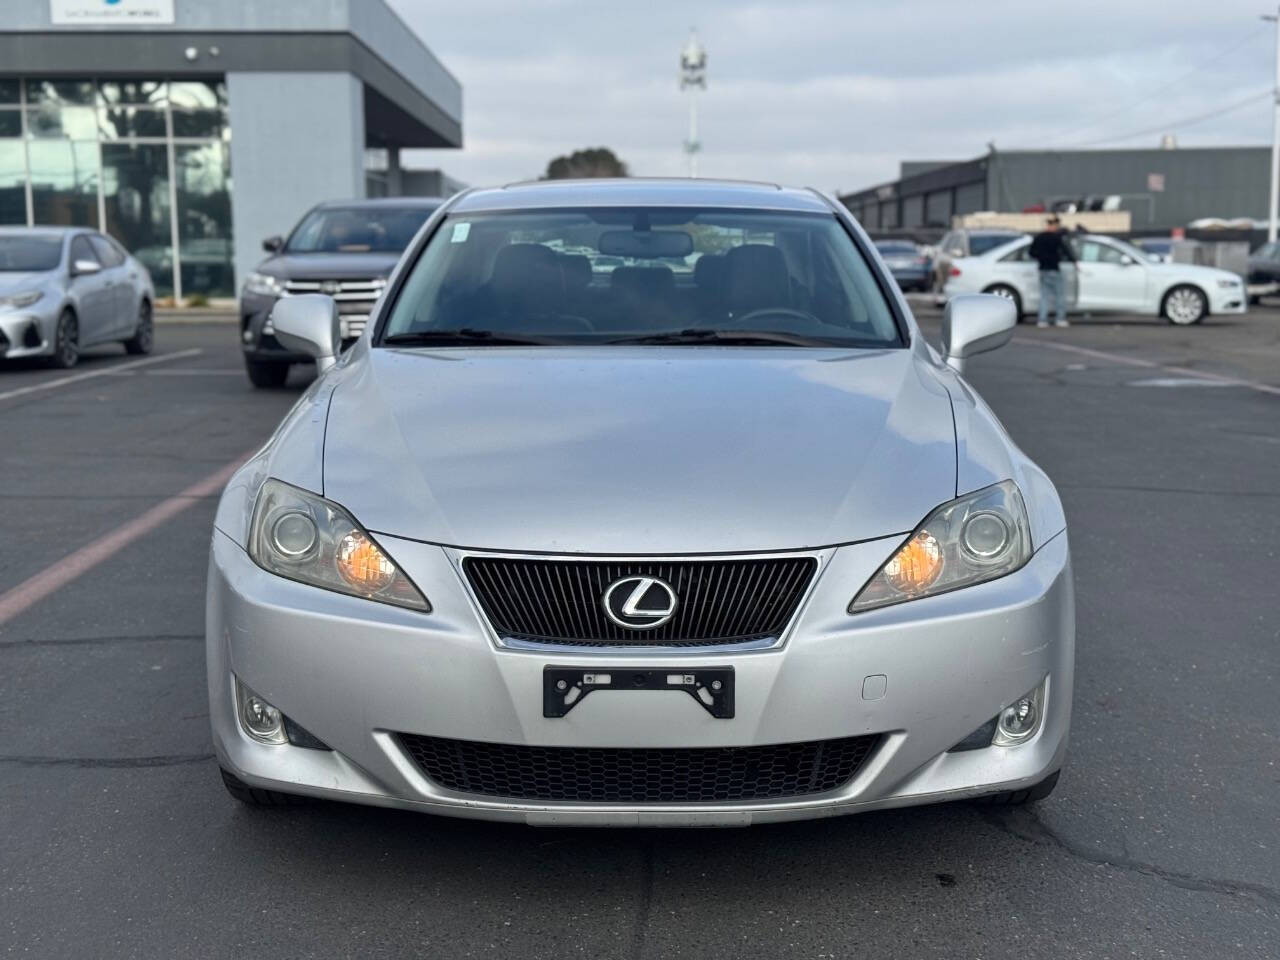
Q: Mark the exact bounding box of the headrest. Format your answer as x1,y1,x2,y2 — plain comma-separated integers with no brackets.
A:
560,254,592,290
491,243,564,305
724,244,790,312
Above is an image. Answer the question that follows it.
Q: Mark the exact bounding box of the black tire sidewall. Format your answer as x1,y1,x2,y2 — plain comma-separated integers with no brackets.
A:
244,355,291,388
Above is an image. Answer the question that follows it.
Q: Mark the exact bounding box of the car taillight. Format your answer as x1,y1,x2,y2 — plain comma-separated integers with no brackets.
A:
949,266,962,277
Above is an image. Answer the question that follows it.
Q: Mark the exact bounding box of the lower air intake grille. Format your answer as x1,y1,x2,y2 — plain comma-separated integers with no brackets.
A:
463,555,818,646
397,734,879,803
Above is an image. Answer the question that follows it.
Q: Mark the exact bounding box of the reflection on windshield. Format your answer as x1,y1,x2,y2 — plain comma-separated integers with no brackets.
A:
381,207,903,348
286,207,435,254
0,235,63,272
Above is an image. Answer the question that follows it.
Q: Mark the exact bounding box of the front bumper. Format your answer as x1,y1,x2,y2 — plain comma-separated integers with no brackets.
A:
207,530,1073,825
1209,285,1247,314
0,304,57,359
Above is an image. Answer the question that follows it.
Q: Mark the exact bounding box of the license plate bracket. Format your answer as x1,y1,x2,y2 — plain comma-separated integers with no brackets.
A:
543,666,735,719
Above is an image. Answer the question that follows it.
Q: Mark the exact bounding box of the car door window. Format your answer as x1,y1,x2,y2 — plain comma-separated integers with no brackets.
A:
89,235,125,267
70,235,100,270
999,245,1029,262
941,232,964,256
1079,240,1125,264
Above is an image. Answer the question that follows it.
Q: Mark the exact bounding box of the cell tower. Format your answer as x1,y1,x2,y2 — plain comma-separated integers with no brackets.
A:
679,30,707,178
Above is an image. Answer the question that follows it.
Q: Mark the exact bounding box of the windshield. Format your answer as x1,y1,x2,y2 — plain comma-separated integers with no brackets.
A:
286,206,436,254
380,207,903,347
0,235,63,272
1139,239,1172,254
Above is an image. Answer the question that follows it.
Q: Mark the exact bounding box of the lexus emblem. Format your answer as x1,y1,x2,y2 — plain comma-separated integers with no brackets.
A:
602,576,678,630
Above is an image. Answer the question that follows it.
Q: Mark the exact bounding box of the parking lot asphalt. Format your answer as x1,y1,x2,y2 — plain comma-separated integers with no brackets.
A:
2,312,1278,959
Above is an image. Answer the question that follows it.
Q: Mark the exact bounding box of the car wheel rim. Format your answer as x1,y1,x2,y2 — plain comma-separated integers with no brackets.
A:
991,287,1015,301
59,316,78,364
1167,289,1203,324
138,306,153,349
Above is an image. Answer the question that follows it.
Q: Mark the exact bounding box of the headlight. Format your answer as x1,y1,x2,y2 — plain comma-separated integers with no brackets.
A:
244,272,285,297
248,479,430,611
0,290,42,310
1216,278,1242,288
849,480,1032,612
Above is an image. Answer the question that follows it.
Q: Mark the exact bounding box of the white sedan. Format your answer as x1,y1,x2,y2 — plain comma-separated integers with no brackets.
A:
942,234,1246,325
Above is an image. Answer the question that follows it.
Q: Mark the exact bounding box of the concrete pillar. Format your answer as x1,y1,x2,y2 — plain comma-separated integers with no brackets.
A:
225,71,366,291
386,146,403,197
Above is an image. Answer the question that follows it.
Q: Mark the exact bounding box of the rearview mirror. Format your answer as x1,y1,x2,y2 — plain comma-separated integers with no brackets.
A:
940,293,1016,374
72,259,102,276
271,294,340,372
263,235,284,253
598,230,693,259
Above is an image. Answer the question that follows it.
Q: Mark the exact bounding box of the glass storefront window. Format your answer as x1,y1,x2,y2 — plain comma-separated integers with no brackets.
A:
172,109,228,140
99,106,167,140
3,76,233,297
169,81,227,109
99,79,167,107
26,79,95,106
27,105,99,140
175,142,234,297
0,141,26,225
28,140,99,228
103,142,173,296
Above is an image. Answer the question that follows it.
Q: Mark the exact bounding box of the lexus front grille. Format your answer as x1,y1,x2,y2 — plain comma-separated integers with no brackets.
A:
463,555,818,646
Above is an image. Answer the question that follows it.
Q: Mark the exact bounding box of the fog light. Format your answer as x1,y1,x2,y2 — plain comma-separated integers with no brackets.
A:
236,680,287,744
993,680,1045,746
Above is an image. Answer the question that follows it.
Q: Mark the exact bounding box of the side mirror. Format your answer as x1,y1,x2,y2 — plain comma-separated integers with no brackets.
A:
1119,255,1135,266
72,259,102,276
940,293,1017,374
271,294,340,373
263,235,284,253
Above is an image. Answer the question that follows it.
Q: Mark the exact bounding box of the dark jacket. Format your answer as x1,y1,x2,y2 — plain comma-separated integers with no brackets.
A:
1029,231,1076,271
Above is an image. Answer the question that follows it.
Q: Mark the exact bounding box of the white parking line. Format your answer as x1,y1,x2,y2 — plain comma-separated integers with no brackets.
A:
1017,339,1280,397
0,348,203,402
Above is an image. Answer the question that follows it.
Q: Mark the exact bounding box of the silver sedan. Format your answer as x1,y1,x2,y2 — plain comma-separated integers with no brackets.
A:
0,227,155,368
207,179,1074,826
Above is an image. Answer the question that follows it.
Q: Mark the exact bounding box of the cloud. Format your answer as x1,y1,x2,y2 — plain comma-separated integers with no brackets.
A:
393,0,1276,192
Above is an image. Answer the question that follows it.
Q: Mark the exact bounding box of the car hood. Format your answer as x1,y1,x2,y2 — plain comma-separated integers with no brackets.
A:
257,252,402,280
0,272,54,295
321,346,957,554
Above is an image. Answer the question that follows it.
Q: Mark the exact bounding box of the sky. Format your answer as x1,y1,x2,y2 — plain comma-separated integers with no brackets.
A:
392,0,1279,195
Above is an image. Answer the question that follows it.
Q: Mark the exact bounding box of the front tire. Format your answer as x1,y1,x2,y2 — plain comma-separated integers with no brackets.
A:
244,355,291,388
123,299,153,355
983,283,1023,320
1162,284,1208,325
48,310,79,369
220,767,309,807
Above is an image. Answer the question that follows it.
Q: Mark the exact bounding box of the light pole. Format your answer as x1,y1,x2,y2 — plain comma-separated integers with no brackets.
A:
1265,8,1280,242
679,30,706,178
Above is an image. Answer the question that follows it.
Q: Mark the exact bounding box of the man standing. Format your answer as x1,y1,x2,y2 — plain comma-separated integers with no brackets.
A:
1029,217,1078,328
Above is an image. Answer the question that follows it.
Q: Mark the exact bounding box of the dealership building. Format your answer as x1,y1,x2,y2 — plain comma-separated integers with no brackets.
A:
0,0,462,299
840,146,1270,236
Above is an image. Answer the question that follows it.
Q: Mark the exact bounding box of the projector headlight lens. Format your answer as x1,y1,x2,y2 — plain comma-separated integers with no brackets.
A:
249,478,429,611
850,480,1032,612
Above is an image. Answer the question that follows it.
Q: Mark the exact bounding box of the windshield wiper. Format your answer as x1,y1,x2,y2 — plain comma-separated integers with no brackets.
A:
608,329,831,347
382,329,550,347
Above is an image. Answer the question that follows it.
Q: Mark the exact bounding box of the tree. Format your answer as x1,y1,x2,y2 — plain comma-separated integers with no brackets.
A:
542,147,629,180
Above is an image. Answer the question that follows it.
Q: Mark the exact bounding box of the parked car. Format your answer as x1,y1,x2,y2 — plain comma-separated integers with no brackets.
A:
873,239,932,292
932,228,1025,294
208,178,1073,824
0,226,154,368
1246,240,1280,302
943,233,1245,324
239,197,442,387
1133,237,1173,264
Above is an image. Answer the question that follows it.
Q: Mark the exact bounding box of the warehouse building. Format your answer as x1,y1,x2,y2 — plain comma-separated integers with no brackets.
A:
840,146,1269,236
0,0,462,299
